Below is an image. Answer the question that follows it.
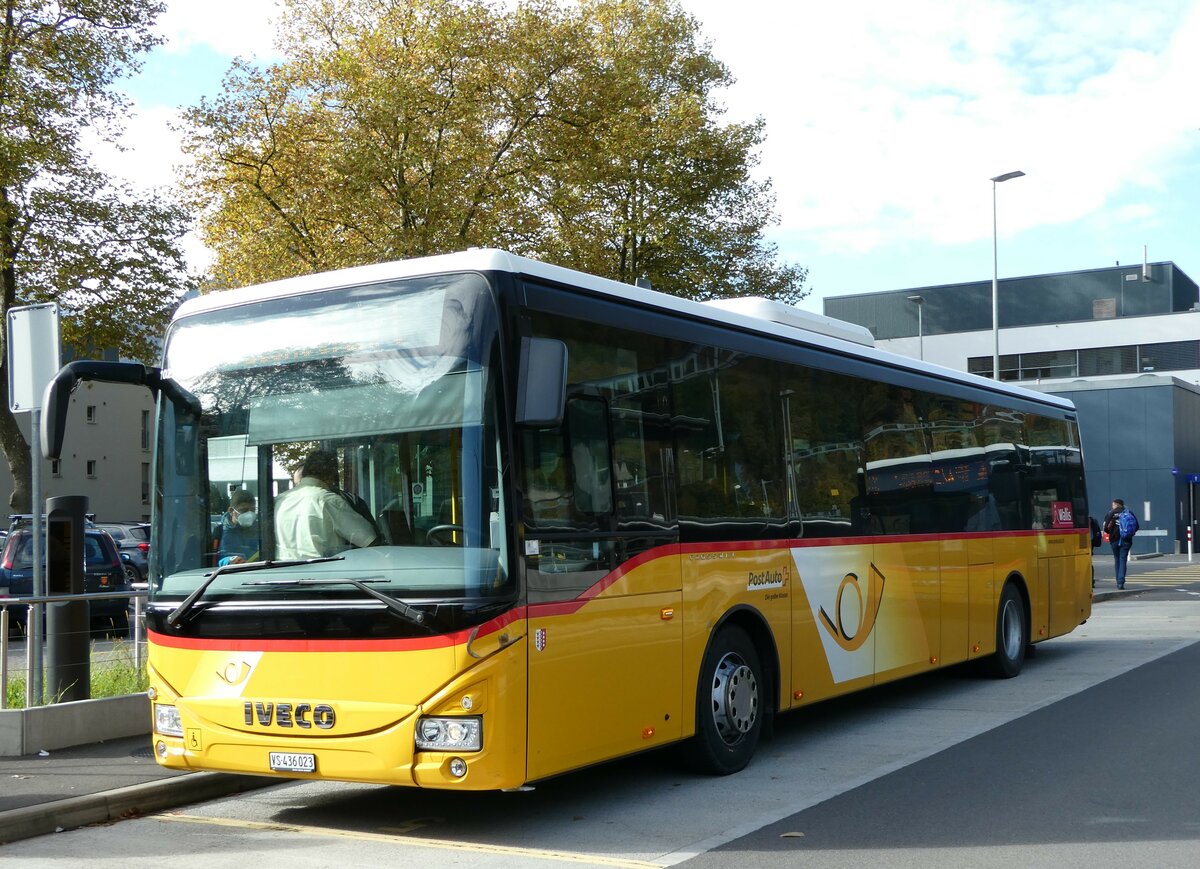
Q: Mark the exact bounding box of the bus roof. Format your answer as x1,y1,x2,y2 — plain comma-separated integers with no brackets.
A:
175,248,1074,413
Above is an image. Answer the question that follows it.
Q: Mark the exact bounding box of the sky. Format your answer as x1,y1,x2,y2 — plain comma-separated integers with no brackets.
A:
103,0,1200,315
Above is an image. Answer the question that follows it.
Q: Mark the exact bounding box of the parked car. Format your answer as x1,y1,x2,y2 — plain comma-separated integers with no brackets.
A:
8,512,97,531
95,522,150,582
0,526,131,631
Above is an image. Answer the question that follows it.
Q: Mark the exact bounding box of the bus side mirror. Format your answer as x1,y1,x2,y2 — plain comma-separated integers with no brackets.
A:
515,337,567,428
40,364,76,461
40,360,169,459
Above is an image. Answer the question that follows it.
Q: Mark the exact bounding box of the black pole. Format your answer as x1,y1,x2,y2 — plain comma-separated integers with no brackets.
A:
45,495,89,702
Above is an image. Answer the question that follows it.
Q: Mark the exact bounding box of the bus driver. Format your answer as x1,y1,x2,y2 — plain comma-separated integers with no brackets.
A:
274,450,379,559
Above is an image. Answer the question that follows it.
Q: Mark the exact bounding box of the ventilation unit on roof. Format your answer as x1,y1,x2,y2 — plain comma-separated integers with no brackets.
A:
702,297,875,347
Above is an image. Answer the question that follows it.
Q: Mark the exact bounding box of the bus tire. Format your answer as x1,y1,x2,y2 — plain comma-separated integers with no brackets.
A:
982,582,1026,679
684,624,763,775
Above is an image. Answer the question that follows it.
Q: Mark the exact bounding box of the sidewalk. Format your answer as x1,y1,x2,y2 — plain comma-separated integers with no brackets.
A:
0,734,273,845
1092,549,1198,584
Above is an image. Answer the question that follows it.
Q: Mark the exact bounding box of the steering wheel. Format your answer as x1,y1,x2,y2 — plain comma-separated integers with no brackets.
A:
425,524,464,546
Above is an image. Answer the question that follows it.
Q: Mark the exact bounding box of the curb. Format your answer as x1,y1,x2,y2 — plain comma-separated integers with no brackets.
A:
0,770,276,846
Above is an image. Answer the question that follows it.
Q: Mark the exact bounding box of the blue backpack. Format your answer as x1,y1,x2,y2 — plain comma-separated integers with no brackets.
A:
1118,509,1139,539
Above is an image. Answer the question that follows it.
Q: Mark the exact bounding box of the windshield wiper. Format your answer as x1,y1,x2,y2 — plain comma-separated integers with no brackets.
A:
165,557,344,627
241,577,436,632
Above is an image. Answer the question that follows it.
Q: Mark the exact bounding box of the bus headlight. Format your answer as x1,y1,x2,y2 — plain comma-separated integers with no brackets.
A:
154,704,183,737
415,716,482,751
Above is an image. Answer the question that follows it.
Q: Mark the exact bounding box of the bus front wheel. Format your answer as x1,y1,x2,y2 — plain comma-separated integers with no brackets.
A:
982,582,1027,679
684,624,763,775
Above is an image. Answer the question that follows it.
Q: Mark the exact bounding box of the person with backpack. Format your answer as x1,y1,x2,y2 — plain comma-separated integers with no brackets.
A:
1103,498,1138,589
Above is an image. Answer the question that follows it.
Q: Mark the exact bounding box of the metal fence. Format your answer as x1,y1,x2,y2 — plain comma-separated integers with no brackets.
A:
0,590,148,709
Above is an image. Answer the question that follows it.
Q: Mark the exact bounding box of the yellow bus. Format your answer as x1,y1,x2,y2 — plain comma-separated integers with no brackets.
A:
41,250,1092,789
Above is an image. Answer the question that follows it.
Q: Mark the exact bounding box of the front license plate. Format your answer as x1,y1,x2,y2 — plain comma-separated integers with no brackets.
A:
269,751,316,773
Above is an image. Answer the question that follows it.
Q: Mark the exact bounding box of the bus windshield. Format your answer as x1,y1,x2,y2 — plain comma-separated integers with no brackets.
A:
149,271,512,638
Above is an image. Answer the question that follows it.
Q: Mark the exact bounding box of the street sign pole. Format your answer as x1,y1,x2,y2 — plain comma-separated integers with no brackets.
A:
7,303,61,707
28,408,42,705
1184,474,1200,562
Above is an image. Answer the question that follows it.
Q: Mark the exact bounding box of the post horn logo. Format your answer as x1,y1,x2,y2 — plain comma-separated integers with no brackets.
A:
818,563,886,652
217,660,253,686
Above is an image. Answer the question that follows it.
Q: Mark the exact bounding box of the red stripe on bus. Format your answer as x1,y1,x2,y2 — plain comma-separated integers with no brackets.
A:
528,528,1086,619
527,543,680,618
148,607,526,653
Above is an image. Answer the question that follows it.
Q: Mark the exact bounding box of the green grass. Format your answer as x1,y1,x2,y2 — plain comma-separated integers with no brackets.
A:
2,637,148,709
4,673,22,709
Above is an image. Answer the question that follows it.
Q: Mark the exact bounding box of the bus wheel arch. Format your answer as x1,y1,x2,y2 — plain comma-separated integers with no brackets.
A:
683,609,777,775
981,574,1029,679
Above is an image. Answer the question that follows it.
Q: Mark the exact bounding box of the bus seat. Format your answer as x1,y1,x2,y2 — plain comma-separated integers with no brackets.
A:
379,505,414,545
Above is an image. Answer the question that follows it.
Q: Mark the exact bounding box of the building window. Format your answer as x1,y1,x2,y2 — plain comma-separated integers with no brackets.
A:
967,355,1020,381
1079,346,1137,376
141,462,150,504
86,405,97,424
141,410,151,450
51,459,61,477
970,341,1200,381
1019,350,1077,380
1138,341,1199,373
86,460,97,478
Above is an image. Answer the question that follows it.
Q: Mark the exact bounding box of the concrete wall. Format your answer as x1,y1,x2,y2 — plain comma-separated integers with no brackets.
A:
0,693,149,756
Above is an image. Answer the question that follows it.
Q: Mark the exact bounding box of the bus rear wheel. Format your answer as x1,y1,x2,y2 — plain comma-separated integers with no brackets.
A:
982,582,1027,679
684,624,763,775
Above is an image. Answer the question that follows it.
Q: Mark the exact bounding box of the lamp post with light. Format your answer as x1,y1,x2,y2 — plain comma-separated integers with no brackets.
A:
991,170,1025,380
907,294,925,361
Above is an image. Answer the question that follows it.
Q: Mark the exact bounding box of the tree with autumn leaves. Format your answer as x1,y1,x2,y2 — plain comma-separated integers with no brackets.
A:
0,1,192,511
0,0,804,512
183,0,806,303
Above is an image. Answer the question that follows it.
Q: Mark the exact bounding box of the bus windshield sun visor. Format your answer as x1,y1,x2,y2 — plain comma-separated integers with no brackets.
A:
245,370,484,444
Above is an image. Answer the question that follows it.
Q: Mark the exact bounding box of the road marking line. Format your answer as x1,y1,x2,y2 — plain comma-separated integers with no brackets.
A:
157,813,661,867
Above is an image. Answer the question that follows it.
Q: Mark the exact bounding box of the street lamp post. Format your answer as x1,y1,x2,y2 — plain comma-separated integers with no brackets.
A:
991,170,1025,381
907,294,924,361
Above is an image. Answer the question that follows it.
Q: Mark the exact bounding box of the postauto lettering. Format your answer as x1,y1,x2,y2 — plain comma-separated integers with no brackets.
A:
243,701,336,730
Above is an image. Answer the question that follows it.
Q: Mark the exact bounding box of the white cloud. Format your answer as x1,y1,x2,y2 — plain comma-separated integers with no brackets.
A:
83,104,214,273
156,0,283,58
681,0,1200,253
85,105,188,190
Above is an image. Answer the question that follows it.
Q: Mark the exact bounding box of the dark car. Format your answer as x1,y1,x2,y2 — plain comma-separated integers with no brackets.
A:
96,522,150,583
0,526,132,631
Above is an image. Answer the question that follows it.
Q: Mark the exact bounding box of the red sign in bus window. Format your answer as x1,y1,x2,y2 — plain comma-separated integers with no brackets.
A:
1051,501,1074,528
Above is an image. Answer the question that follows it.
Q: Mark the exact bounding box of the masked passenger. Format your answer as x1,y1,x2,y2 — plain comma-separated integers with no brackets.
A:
215,489,260,566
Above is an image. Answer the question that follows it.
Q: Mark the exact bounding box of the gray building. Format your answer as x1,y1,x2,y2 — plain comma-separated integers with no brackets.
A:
824,261,1200,555
1,381,154,523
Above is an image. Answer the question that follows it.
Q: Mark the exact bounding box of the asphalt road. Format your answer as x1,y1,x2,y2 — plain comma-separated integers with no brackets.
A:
3,599,1198,867
688,627,1200,868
